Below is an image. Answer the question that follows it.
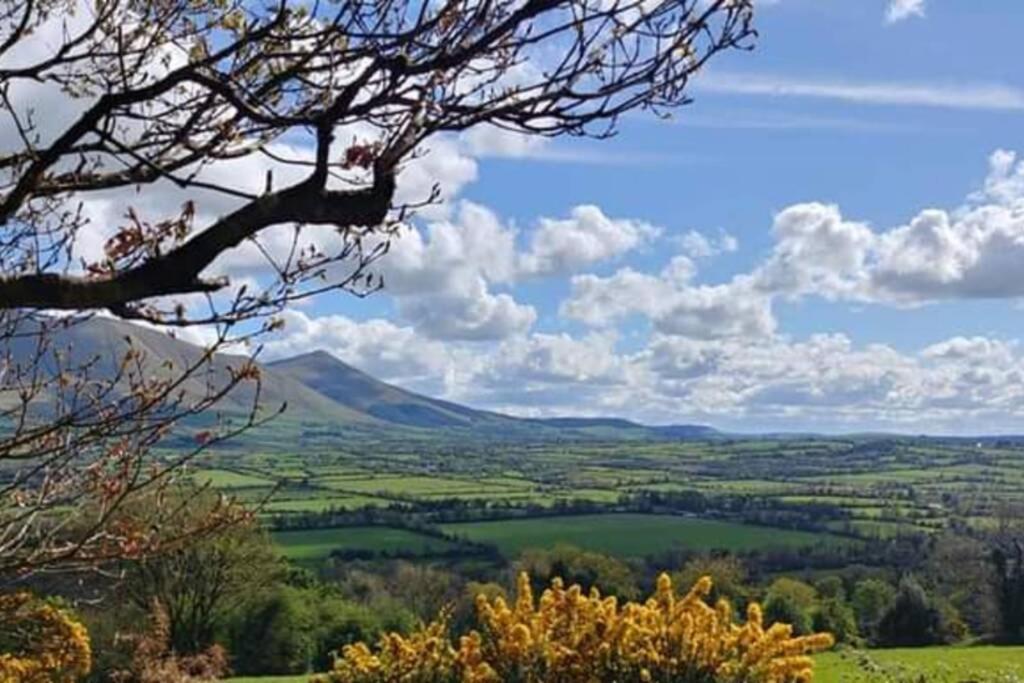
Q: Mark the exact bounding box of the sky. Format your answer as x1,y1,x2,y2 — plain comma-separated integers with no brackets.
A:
20,0,1024,434
254,0,1024,434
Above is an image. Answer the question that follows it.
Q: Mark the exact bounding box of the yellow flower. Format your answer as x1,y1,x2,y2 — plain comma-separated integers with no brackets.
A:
0,592,91,683
319,573,834,683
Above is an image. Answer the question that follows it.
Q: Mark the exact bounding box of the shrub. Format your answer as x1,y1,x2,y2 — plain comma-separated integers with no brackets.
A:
109,602,230,683
875,577,948,647
763,579,818,636
317,573,834,683
0,592,91,683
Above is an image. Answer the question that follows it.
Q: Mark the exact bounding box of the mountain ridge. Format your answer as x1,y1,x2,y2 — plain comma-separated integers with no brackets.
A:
7,318,717,442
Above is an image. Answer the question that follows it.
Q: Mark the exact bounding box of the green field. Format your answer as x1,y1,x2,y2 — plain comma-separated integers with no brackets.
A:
815,646,1024,681
273,526,455,562
440,513,838,558
189,435,1024,541
225,646,1024,683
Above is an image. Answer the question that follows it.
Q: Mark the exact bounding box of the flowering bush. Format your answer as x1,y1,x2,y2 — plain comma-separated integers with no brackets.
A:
319,573,834,683
0,592,92,682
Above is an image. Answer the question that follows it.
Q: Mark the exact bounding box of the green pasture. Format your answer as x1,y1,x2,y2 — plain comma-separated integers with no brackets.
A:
195,468,276,488
226,646,1024,683
439,513,841,558
815,645,1024,681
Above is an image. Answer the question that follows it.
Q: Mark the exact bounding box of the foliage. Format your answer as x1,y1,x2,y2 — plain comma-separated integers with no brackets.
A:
516,544,640,601
319,573,834,683
876,577,953,647
0,592,91,683
108,602,230,683
812,599,859,646
763,579,818,636
673,555,751,610
122,492,286,654
230,584,411,676
992,541,1024,642
850,579,895,639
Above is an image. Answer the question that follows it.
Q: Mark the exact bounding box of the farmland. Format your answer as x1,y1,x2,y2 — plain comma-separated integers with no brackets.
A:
192,436,1024,553
437,513,838,557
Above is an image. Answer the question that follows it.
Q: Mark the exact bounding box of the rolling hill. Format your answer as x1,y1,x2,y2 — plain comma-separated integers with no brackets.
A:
267,351,519,430
3,317,716,443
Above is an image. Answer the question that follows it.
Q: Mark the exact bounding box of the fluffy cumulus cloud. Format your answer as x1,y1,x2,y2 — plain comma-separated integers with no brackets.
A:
886,0,926,24
372,201,663,341
261,308,1024,432
750,150,1024,304
562,258,775,340
519,206,661,276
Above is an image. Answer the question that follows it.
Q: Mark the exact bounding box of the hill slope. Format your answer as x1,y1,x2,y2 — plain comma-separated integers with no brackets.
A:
267,351,517,429
4,317,716,442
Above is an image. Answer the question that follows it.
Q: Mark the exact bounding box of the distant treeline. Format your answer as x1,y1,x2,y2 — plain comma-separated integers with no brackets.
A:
267,488,865,540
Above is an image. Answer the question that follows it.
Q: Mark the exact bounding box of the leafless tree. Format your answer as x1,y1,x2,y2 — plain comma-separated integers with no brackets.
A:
0,0,755,580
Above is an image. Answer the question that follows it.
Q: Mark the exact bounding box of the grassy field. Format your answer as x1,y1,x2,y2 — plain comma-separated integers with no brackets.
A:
194,435,1024,541
815,646,1024,681
273,526,455,562
439,513,840,558
225,646,1024,683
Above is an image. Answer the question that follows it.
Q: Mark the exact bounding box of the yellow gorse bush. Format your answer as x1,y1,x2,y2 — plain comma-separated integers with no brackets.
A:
320,572,834,683
0,592,92,683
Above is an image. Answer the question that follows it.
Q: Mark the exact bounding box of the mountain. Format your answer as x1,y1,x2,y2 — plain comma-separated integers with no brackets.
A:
267,351,519,430
2,317,379,426
4,317,716,442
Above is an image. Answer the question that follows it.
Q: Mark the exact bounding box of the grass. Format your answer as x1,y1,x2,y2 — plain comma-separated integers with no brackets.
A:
439,513,839,558
226,646,1024,682
814,645,1024,681
272,526,455,562
194,468,275,488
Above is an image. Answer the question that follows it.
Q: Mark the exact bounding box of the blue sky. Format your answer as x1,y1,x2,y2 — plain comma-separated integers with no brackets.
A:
216,1,1024,433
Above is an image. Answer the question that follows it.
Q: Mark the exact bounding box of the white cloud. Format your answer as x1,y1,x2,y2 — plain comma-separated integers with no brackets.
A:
886,0,926,24
260,306,1024,433
750,150,1024,304
562,257,775,340
675,229,739,259
698,73,1024,111
363,201,661,341
519,205,661,276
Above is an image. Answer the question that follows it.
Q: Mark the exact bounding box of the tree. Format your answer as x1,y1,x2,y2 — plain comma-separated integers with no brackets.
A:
992,540,1024,642
0,0,755,579
875,576,948,647
762,577,817,635
230,584,400,675
924,532,998,637
672,554,750,609
121,491,285,654
516,544,639,600
812,597,859,645
850,578,895,640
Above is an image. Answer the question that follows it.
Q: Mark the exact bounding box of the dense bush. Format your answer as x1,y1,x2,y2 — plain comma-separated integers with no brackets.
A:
876,577,953,647
229,585,412,675
763,578,818,636
0,592,91,682
318,573,834,683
